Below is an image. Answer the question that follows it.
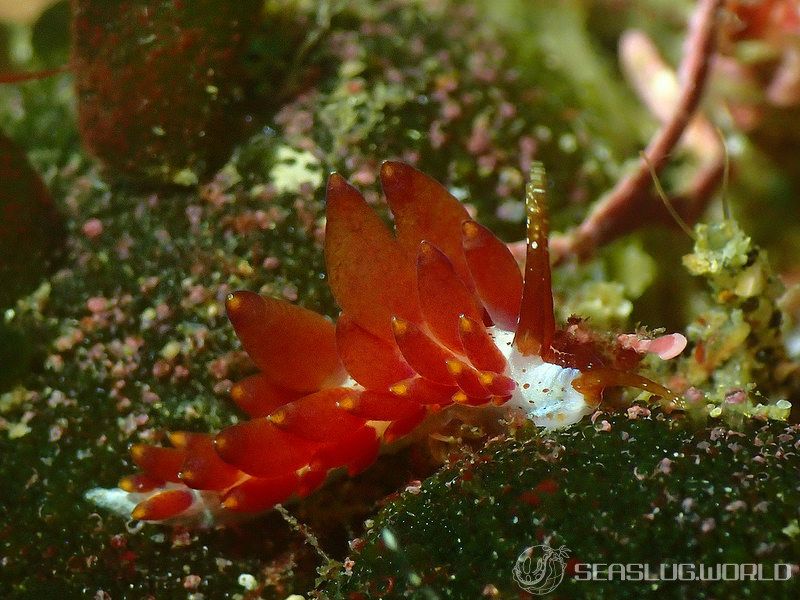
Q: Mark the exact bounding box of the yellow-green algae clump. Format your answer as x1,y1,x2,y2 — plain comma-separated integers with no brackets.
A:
679,217,796,423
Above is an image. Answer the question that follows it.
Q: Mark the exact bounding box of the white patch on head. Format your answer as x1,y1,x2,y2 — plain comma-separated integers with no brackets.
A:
490,328,592,429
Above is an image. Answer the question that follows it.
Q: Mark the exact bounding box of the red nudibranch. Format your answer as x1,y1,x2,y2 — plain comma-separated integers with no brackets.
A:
112,161,686,524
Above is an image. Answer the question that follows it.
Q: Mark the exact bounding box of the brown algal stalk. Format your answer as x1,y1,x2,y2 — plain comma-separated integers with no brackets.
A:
550,0,725,262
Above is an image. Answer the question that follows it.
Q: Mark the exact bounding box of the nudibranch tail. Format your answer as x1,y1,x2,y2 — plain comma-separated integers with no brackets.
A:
514,163,556,358
108,161,685,524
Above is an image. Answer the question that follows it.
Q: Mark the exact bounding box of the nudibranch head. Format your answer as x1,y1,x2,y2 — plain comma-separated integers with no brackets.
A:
92,161,685,524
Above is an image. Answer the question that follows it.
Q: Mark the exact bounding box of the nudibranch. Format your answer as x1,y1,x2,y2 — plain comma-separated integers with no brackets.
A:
107,161,687,524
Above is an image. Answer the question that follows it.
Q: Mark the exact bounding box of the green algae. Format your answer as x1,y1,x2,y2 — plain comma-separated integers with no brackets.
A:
553,238,658,330
677,218,796,422
322,411,800,599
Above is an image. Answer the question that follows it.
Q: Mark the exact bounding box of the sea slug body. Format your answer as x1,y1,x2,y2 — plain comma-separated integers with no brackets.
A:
89,161,685,524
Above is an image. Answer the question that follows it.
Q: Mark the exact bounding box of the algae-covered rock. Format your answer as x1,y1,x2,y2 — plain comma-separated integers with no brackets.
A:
323,410,800,598
70,0,262,185
0,133,63,310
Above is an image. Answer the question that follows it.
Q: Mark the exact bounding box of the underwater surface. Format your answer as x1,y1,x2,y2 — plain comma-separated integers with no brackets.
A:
0,1,799,598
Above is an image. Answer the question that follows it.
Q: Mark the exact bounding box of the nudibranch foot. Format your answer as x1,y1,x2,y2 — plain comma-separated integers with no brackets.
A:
99,161,685,524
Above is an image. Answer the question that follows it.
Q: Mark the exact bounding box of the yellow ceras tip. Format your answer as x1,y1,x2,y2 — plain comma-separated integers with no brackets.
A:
168,431,189,448
390,382,409,397
268,410,286,425
452,391,469,404
226,293,241,310
336,396,357,411
118,476,136,492
478,372,494,386
131,507,146,520
328,172,356,195
296,464,312,477
445,359,463,376
391,316,408,336
230,384,245,401
221,496,238,509
418,240,434,255
381,161,397,179
178,469,194,482
461,220,479,240
458,314,473,333
130,444,147,460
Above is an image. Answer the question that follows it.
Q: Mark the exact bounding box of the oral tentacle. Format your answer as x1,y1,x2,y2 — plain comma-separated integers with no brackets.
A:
571,368,684,413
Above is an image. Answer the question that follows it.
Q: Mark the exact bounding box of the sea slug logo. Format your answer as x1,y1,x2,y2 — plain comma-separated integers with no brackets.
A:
513,543,570,595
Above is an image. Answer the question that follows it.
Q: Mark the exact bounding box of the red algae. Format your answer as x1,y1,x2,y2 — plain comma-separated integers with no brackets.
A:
69,0,262,184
